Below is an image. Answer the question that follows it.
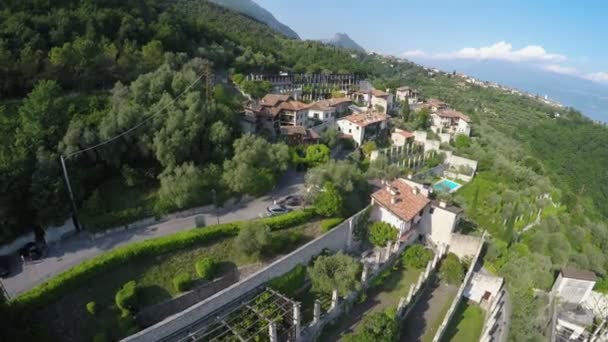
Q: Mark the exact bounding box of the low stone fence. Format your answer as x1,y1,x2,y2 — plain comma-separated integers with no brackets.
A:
136,269,239,328
121,207,369,342
432,232,486,342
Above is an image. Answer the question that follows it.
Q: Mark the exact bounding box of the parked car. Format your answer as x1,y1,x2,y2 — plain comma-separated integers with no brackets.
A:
277,195,303,207
264,205,292,217
18,241,44,262
0,255,12,277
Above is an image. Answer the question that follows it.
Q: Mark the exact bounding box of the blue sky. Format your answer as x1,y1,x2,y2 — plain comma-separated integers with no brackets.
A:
256,0,608,83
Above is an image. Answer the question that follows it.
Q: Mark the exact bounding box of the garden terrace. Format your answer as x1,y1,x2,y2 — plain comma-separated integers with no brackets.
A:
174,288,299,342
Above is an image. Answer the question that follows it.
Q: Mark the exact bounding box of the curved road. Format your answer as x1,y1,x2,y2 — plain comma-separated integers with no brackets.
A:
3,170,304,298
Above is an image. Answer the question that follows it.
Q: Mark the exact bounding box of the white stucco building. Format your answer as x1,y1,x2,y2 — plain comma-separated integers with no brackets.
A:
336,111,389,146
370,178,463,248
430,109,471,137
395,86,419,104
306,97,352,123
351,89,394,114
553,268,597,305
391,128,415,147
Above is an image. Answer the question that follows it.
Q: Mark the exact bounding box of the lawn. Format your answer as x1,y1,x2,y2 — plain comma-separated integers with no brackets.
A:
36,221,322,342
441,300,485,342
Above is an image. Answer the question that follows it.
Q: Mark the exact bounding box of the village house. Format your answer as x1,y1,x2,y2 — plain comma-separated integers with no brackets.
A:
240,102,280,139
430,108,471,137
395,86,420,104
279,126,320,146
336,111,389,146
551,268,598,341
350,89,394,114
306,97,352,123
370,178,463,248
391,128,415,147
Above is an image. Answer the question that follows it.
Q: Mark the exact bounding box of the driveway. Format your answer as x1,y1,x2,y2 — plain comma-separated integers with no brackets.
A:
2,169,305,298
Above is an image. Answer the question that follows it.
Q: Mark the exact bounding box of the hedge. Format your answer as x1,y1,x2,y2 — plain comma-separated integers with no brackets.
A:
268,264,306,297
14,210,314,310
115,281,138,312
86,301,97,316
195,257,217,280
173,273,192,292
320,217,344,232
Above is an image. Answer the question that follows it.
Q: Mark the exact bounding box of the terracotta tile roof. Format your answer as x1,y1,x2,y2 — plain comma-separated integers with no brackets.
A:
279,100,309,111
435,109,471,122
426,98,448,107
394,129,414,139
372,179,430,222
308,97,353,111
560,267,597,282
371,89,390,97
396,86,418,92
280,125,307,136
339,112,388,127
260,94,292,107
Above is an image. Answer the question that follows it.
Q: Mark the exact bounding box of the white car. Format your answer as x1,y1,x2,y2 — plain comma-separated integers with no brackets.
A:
264,205,291,217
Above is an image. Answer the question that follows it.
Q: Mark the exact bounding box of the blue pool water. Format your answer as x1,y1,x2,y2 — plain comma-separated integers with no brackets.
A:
433,179,461,193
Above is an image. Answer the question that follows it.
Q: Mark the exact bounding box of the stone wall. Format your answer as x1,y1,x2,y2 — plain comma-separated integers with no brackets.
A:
121,208,368,342
136,269,239,328
448,233,483,259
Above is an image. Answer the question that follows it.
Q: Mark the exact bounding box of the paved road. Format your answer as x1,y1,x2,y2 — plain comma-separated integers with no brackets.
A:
2,170,305,298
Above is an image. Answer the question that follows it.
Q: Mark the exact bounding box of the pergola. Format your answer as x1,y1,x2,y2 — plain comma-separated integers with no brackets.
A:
178,288,300,342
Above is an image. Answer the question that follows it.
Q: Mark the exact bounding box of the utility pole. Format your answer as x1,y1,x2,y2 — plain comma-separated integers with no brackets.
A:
60,155,81,232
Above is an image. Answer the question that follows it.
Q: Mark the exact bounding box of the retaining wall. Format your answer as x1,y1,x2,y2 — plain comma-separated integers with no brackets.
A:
121,208,368,342
432,232,486,342
448,233,483,260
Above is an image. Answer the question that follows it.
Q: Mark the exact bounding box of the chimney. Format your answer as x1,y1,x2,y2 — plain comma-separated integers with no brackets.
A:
391,196,397,205
412,187,419,195
407,174,413,180
439,201,447,208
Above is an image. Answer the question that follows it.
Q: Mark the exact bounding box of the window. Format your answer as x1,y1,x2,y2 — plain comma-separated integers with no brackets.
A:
313,113,319,119
430,207,435,214
348,129,352,133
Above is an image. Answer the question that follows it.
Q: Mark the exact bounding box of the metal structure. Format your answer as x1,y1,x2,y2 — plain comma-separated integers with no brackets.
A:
175,288,299,342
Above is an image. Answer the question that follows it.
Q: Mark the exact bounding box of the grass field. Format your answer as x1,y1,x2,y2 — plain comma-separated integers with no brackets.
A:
442,300,485,342
37,221,322,342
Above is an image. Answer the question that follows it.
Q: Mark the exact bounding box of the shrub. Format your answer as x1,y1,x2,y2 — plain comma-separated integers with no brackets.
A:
308,252,361,296
235,222,272,259
118,309,137,335
268,264,306,297
92,333,108,342
86,301,97,316
173,272,192,292
195,257,217,280
320,217,344,232
402,244,433,269
440,253,466,285
342,310,398,342
115,281,138,312
315,183,343,217
369,221,397,247
15,210,313,310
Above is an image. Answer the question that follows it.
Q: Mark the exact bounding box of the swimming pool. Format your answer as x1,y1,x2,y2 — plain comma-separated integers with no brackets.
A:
433,179,462,193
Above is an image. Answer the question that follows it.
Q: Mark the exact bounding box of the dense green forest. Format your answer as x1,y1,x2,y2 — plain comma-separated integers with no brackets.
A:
2,0,608,341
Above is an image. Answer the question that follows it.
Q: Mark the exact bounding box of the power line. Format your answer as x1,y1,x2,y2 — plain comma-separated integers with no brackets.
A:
65,69,209,159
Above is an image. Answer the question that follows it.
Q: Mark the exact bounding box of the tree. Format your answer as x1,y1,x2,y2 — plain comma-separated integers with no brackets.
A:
308,252,361,296
223,134,289,196
315,182,343,217
156,163,221,213
400,100,411,121
414,107,430,130
361,141,377,158
369,221,396,247
305,144,330,167
342,310,398,342
320,128,339,148
241,80,272,99
402,244,433,269
439,253,465,285
454,134,471,149
234,221,272,259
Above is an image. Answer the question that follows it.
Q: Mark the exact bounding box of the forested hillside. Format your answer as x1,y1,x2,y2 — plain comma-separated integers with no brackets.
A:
1,1,608,341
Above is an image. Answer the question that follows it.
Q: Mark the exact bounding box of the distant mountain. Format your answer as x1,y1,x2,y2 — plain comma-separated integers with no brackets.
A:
208,0,300,39
321,33,366,52
407,57,608,122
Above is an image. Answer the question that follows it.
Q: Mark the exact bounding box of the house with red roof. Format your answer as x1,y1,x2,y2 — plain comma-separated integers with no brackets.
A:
431,108,471,137
391,128,415,147
336,111,389,146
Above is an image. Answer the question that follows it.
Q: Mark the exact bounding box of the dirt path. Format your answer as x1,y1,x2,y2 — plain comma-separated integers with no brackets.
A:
401,275,458,342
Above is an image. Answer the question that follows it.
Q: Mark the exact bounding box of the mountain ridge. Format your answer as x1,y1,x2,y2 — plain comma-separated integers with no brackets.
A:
321,32,366,52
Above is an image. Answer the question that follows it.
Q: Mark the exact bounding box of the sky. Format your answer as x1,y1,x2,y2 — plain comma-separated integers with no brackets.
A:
255,0,608,84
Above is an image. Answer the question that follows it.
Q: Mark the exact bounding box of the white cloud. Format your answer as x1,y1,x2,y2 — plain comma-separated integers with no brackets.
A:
404,41,566,63
402,49,427,58
586,72,608,83
542,64,580,76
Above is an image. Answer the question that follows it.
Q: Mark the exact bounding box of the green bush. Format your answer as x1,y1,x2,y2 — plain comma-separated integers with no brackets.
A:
15,210,314,310
268,264,306,297
195,257,216,280
369,221,397,247
115,281,138,312
117,309,137,335
402,244,434,269
320,217,344,232
440,253,466,285
92,333,108,342
173,272,192,292
85,301,97,316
